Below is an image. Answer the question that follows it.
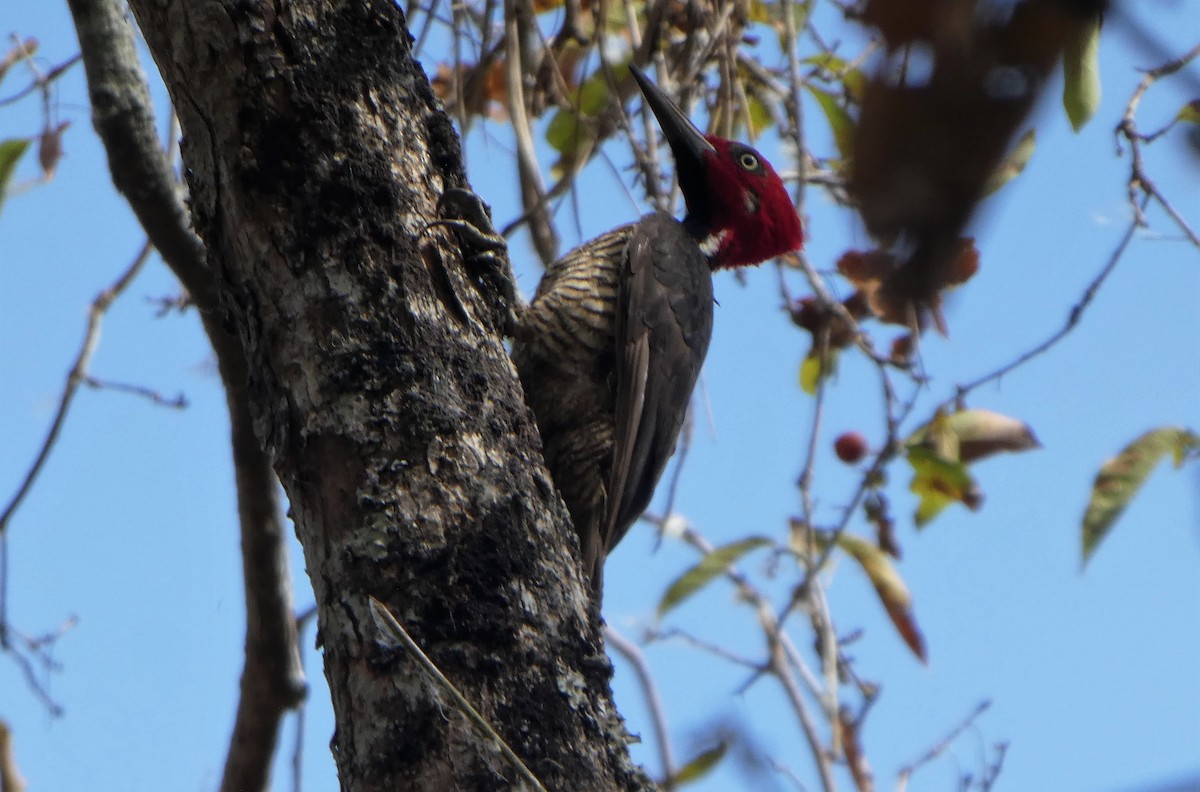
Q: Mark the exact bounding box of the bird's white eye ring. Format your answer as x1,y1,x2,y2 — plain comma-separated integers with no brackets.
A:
739,152,760,171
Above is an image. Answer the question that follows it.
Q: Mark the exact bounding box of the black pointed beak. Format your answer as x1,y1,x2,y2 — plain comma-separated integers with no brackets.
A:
629,64,716,171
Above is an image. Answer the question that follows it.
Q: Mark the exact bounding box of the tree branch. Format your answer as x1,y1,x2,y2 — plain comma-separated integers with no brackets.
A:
605,626,678,787
66,2,305,790
0,243,149,707
0,721,25,792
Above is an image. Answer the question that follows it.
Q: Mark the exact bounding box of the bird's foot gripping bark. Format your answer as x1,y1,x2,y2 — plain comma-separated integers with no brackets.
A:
431,187,521,337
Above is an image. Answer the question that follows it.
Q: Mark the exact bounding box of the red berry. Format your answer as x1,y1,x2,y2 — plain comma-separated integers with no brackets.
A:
834,432,869,464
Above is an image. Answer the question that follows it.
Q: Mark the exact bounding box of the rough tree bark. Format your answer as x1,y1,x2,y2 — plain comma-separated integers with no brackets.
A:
122,0,649,790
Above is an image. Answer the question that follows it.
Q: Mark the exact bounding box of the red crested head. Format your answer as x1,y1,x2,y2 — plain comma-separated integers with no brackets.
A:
629,65,804,270
690,136,804,269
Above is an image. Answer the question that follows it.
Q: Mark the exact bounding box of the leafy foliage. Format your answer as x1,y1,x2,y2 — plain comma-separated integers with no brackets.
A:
0,139,30,219
837,533,927,663
657,537,772,618
1063,17,1103,132
670,741,728,786
1081,428,1200,566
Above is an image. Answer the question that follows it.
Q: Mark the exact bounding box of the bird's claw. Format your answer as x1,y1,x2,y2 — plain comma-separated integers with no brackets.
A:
430,187,520,337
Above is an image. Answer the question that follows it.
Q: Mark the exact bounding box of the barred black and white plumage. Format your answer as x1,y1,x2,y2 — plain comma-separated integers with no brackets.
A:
512,215,713,595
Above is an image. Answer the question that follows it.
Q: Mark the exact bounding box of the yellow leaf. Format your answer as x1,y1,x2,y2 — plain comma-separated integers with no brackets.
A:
906,446,981,527
1175,99,1200,125
798,349,838,395
670,742,728,785
799,353,821,394
837,533,927,663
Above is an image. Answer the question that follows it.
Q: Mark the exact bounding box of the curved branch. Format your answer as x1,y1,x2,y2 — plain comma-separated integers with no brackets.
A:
66,2,306,790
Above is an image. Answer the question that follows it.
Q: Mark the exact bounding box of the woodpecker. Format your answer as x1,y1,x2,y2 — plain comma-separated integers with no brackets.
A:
511,65,803,596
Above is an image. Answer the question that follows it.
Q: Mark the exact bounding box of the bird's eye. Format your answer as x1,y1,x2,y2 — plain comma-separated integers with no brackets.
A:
738,152,760,171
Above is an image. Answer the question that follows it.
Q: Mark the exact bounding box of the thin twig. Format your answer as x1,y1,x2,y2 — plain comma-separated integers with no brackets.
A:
0,719,27,792
83,376,187,408
0,616,77,717
650,625,761,671
676,528,836,792
895,700,991,791
0,242,148,702
0,240,152,540
0,52,80,107
951,194,1148,402
778,0,808,223
1115,42,1200,246
368,597,549,792
604,626,678,788
291,606,318,792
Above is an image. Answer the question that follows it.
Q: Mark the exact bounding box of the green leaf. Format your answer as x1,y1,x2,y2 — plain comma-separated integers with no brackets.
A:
746,93,774,136
841,67,868,105
545,109,591,155
805,84,854,159
907,409,958,460
802,53,866,103
671,742,728,785
1063,17,1102,132
1175,99,1200,125
545,68,614,162
1081,427,1200,567
906,446,981,527
657,536,772,618
837,533,927,663
802,52,850,74
0,138,31,220
983,128,1036,195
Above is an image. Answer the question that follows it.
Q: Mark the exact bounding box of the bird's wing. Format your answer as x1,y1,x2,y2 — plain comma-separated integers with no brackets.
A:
606,213,714,557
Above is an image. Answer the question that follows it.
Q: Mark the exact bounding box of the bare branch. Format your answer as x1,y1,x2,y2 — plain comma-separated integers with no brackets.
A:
952,194,1148,402
0,46,79,108
1116,42,1200,247
0,616,78,717
605,626,678,787
290,607,318,792
677,527,836,792
1,242,150,706
650,625,760,672
896,700,990,787
82,376,188,408
0,720,26,792
66,3,306,790
0,241,151,541
503,0,559,265
66,0,210,304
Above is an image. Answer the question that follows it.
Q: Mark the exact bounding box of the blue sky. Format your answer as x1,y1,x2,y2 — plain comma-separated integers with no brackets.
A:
3,4,1199,791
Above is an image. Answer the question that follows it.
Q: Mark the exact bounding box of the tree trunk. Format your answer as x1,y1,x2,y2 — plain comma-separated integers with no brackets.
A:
123,1,650,789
